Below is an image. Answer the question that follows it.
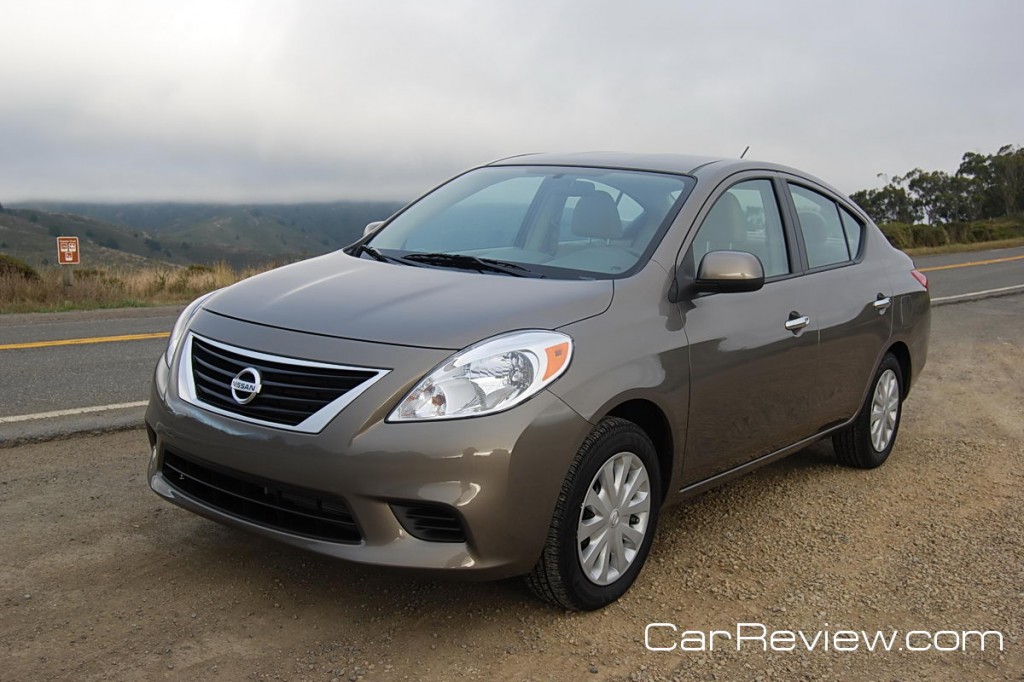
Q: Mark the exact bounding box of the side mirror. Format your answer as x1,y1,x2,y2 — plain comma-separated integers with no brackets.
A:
693,250,765,293
363,221,384,238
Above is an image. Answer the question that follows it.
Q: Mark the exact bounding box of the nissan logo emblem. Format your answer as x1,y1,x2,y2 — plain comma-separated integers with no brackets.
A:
230,367,262,405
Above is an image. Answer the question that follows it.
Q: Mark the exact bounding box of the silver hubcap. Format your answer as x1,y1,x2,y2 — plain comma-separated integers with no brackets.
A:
577,452,651,586
869,369,899,452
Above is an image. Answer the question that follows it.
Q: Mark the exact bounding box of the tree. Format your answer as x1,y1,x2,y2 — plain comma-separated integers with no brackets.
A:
853,143,1023,225
850,183,920,224
958,145,1024,218
901,169,974,224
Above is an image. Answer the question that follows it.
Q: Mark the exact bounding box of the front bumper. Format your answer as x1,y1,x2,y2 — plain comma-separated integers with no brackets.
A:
146,313,593,579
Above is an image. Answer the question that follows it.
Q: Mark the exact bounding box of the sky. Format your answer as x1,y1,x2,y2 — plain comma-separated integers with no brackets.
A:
1,0,1021,203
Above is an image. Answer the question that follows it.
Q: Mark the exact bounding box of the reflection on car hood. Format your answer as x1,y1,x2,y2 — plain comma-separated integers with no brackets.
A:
204,251,613,350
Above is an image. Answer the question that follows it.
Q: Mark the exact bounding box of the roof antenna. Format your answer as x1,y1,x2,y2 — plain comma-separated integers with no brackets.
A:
740,145,750,159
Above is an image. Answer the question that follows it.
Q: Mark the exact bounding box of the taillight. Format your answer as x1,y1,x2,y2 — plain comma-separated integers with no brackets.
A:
911,269,928,290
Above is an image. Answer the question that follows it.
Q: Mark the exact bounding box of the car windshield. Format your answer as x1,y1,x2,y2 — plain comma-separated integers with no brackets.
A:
366,165,694,280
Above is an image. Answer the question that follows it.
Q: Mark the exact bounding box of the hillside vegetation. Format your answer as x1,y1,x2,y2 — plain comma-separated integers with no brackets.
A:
0,201,403,269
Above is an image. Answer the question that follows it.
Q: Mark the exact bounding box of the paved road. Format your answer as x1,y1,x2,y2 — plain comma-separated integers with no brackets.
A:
0,245,1021,435
0,307,180,440
913,244,1024,299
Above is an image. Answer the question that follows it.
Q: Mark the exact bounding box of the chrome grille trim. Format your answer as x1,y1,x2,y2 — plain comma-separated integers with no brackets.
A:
177,332,389,433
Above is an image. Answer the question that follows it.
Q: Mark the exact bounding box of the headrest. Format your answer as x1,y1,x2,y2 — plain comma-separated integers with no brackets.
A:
571,192,622,240
798,211,828,246
705,193,746,244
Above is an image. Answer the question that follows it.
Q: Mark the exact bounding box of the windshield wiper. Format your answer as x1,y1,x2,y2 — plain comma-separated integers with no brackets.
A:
401,252,546,278
350,243,410,265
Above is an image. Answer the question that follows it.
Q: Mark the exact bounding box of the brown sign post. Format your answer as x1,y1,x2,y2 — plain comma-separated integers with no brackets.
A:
56,236,79,287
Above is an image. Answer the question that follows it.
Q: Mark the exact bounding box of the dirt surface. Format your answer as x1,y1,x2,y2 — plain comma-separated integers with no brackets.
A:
2,296,1022,681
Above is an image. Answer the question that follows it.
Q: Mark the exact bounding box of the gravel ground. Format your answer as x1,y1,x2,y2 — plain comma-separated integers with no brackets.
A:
1,296,1022,681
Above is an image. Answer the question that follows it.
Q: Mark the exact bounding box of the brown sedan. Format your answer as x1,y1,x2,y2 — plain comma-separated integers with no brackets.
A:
146,153,930,610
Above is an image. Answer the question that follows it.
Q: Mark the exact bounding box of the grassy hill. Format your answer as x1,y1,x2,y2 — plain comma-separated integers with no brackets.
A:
0,208,174,269
1,201,404,269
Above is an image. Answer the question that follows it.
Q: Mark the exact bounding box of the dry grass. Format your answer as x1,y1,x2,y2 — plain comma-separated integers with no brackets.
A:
0,262,277,314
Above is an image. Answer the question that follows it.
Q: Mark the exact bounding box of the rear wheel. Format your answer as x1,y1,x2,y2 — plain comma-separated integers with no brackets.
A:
833,353,903,469
526,417,661,611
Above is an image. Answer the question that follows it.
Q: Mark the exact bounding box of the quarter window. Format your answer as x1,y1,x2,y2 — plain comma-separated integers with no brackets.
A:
691,179,790,277
788,184,852,268
839,207,863,259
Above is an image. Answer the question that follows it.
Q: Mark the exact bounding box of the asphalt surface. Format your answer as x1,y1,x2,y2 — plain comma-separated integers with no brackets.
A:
0,306,180,443
913,244,1024,299
0,245,1021,443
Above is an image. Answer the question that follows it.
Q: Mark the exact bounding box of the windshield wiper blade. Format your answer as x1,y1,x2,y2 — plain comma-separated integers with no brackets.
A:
402,252,545,278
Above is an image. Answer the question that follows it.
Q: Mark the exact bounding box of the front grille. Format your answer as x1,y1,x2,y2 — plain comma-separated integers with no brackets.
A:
390,502,467,543
189,336,379,427
162,449,362,544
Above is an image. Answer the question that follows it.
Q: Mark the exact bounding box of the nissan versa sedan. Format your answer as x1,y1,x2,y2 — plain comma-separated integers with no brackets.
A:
146,152,930,610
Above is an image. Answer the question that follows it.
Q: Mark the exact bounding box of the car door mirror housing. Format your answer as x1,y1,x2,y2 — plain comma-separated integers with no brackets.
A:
692,250,765,294
363,221,384,237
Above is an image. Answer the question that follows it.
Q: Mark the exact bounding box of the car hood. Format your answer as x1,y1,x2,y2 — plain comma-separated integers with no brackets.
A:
203,251,613,350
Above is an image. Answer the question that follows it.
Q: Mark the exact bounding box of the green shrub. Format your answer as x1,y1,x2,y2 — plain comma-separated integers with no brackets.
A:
880,223,914,249
0,253,40,280
945,222,973,243
910,224,950,247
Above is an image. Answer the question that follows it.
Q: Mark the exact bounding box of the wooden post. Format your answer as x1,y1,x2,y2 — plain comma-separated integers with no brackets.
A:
62,266,74,288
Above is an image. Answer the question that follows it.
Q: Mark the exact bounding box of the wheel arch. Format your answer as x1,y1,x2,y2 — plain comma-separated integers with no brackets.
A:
887,340,912,398
602,399,675,503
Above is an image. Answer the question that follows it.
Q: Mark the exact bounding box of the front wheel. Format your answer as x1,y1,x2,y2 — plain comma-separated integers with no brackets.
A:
526,417,661,611
832,353,904,469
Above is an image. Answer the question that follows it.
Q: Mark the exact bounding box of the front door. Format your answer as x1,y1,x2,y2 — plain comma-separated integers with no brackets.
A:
678,177,819,485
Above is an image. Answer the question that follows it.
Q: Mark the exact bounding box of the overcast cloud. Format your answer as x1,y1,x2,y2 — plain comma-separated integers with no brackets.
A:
1,0,1021,202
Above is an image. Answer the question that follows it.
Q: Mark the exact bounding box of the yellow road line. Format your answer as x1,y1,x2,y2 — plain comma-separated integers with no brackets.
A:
918,253,1024,273
0,332,169,351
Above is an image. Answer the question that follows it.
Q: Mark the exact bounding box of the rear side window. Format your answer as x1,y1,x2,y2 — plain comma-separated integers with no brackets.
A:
788,184,851,268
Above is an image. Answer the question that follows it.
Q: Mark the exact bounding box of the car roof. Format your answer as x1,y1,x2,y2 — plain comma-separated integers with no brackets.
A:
487,151,840,195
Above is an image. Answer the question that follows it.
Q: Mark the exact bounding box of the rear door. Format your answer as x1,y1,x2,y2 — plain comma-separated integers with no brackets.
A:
679,175,819,485
780,179,894,431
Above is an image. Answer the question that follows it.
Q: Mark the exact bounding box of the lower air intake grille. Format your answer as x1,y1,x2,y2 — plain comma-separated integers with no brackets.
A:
390,502,466,543
162,449,361,544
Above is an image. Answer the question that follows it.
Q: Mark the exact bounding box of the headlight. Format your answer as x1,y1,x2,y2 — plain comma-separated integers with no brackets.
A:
388,330,573,422
164,290,219,366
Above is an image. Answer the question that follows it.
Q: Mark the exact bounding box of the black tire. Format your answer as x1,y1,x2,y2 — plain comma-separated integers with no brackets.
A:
526,417,662,611
832,353,904,469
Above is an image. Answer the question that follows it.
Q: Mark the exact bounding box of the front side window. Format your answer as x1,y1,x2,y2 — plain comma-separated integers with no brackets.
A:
789,184,853,268
690,179,790,278
368,166,693,280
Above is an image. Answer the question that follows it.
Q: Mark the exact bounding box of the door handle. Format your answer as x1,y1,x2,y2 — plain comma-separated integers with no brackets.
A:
784,315,810,332
873,295,892,313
